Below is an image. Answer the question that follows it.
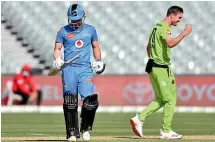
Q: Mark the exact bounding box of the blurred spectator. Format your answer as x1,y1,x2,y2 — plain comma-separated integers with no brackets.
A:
11,64,42,105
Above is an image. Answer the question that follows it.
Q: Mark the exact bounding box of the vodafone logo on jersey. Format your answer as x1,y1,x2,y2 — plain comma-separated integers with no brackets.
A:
75,40,84,48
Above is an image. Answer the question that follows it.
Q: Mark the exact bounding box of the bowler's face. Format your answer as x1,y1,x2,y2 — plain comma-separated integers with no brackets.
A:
171,13,183,26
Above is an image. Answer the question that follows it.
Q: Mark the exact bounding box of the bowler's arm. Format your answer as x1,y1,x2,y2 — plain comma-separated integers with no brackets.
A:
165,33,185,48
165,24,192,48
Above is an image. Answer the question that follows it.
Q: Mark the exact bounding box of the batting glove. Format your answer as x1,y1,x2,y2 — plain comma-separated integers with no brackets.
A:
53,57,65,69
92,59,106,74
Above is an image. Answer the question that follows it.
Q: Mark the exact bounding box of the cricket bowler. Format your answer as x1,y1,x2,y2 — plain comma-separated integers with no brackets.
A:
130,6,192,139
52,4,105,141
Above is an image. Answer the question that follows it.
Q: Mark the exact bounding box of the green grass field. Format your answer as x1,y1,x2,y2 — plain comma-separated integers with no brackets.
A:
2,112,215,142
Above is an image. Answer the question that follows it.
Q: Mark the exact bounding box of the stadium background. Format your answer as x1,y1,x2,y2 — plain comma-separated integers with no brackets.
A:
1,1,215,141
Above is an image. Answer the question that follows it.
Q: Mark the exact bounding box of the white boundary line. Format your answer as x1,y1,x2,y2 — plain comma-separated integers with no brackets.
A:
1,106,215,113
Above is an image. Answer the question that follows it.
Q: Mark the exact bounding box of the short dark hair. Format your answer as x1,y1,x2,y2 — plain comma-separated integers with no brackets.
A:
166,6,183,16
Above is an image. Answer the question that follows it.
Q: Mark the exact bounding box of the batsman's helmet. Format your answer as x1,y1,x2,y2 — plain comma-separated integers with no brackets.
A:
67,4,86,30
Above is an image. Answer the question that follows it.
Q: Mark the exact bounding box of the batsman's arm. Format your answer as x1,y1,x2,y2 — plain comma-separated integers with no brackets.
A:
54,42,63,59
92,41,101,60
92,40,106,74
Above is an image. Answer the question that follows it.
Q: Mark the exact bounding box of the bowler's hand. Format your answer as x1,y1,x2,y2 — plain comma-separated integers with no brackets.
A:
183,24,192,36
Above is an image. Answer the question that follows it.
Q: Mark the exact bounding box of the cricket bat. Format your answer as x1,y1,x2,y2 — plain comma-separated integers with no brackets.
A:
48,55,81,76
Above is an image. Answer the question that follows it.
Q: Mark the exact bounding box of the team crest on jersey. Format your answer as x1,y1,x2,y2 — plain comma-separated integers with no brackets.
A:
75,40,84,48
67,33,75,39
166,28,171,36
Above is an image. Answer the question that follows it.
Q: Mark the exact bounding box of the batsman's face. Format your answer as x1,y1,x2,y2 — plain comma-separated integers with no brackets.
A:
69,19,82,30
171,13,183,26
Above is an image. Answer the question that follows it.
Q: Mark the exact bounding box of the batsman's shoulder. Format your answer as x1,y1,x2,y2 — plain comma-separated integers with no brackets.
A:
57,25,67,33
84,23,96,29
57,27,63,33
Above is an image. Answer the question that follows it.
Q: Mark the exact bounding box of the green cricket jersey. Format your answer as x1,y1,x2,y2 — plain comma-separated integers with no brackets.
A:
149,20,171,65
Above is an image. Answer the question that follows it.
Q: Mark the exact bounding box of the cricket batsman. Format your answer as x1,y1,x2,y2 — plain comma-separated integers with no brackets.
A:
130,6,192,139
52,4,105,141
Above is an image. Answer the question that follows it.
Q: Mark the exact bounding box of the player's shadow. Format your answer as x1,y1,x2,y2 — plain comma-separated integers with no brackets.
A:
113,136,160,140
